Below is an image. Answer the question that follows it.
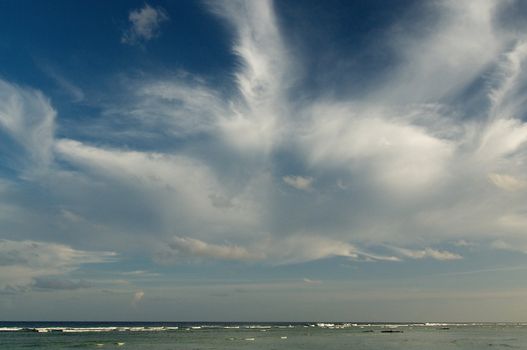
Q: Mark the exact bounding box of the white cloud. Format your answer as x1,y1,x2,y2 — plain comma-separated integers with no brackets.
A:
0,79,55,176
169,236,259,261
267,235,359,264
0,2,523,324
211,0,290,153
0,239,116,292
303,106,454,194
3,0,527,272
121,4,169,45
488,173,527,192
488,40,527,118
54,139,261,235
106,77,227,137
376,0,503,104
158,235,401,265
283,175,313,191
476,118,527,162
392,247,462,261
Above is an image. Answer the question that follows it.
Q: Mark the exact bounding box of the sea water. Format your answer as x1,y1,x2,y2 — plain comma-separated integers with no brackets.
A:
0,322,526,349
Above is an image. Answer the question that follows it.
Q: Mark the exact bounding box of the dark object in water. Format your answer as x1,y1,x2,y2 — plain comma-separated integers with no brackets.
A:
439,327,450,330
381,329,403,333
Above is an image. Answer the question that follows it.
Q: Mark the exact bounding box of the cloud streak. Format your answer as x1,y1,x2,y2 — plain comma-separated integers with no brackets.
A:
0,239,115,293
169,236,259,261
0,80,55,176
391,247,462,261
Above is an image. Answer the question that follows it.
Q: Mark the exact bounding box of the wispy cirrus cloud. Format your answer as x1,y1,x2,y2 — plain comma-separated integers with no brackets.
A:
2,0,527,276
40,64,85,103
0,80,55,176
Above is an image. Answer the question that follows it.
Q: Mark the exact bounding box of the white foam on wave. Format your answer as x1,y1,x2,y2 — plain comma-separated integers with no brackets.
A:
6,326,181,333
0,327,23,332
4,322,497,334
63,327,118,333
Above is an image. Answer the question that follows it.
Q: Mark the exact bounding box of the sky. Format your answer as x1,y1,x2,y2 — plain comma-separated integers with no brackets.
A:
1,0,527,322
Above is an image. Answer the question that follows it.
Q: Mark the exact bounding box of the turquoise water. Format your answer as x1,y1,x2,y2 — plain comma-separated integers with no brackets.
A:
1,323,525,349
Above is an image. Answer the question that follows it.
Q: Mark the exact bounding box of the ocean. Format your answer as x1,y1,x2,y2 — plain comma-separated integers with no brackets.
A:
0,322,525,349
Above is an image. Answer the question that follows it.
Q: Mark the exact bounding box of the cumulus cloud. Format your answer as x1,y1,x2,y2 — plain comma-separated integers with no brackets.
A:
121,4,169,45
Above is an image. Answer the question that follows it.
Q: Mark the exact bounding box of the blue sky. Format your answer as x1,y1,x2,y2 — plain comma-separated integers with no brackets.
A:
1,0,527,322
